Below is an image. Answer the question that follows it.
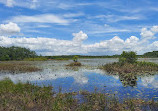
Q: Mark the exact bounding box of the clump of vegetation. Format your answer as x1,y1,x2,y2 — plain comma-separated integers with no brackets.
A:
102,51,158,75
0,79,158,111
67,56,82,66
0,62,41,73
73,55,79,62
67,62,82,66
0,46,37,61
119,51,137,64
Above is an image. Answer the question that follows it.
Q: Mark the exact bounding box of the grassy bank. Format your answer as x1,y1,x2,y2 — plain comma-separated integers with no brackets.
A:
0,79,158,111
0,62,41,73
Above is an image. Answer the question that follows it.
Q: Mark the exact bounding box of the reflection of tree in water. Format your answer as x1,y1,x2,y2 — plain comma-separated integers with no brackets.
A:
119,74,137,87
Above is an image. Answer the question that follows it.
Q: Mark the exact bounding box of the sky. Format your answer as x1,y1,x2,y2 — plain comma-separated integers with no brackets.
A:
0,0,158,55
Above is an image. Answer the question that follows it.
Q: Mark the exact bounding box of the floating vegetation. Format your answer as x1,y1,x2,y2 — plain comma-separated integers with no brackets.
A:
0,79,158,111
0,62,41,73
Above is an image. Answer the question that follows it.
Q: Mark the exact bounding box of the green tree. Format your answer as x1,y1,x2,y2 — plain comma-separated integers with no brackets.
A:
119,51,137,64
73,56,78,62
0,46,37,61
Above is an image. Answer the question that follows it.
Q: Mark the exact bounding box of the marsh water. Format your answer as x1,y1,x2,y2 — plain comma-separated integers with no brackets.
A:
0,58,158,100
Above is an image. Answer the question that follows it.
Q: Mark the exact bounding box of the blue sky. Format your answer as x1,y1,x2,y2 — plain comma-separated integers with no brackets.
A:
0,0,158,55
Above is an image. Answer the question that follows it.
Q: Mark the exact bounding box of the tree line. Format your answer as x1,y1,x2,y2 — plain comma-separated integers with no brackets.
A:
143,51,158,58
0,46,37,61
0,46,157,61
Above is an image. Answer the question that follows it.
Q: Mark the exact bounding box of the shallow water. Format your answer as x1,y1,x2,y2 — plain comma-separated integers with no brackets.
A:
0,58,158,100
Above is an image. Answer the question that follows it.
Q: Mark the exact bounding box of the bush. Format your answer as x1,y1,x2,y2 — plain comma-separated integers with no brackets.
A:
73,56,78,62
119,51,137,64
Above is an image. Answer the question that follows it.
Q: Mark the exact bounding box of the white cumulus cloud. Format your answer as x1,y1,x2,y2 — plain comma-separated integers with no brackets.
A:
0,22,20,35
0,24,157,55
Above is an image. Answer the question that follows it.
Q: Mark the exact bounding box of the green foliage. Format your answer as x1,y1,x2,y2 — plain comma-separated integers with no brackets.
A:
119,51,137,64
143,51,158,58
24,57,47,61
0,46,37,61
45,55,121,60
73,55,79,62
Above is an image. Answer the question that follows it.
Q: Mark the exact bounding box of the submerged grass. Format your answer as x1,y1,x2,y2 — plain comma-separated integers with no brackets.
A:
0,79,158,111
0,62,41,73
101,61,158,75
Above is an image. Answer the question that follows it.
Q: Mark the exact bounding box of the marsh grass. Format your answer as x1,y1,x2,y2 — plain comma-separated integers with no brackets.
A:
0,62,41,73
66,62,82,66
0,79,158,111
102,61,158,75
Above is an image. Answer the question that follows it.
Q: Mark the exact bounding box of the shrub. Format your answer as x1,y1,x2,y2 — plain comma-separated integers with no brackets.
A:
73,56,78,62
119,51,137,64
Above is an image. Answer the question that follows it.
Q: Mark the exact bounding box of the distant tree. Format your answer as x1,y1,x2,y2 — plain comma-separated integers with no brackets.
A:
0,46,37,61
73,56,78,62
143,51,158,58
119,51,137,64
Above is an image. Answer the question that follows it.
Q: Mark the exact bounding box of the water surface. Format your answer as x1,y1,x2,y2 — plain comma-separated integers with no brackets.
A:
0,58,158,100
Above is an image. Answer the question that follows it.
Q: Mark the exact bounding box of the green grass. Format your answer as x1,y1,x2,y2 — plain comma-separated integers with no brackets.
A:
0,79,158,111
101,61,158,75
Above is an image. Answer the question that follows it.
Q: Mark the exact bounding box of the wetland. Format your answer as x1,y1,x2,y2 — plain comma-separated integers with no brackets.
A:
0,58,158,110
